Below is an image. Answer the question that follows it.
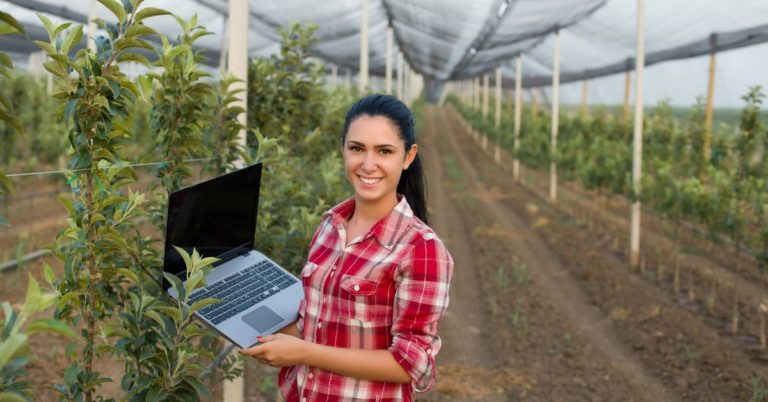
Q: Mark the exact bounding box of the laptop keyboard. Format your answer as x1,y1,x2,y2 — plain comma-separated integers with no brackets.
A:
190,260,298,324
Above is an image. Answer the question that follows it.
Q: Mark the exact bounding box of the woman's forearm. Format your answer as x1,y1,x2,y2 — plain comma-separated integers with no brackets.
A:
302,342,411,384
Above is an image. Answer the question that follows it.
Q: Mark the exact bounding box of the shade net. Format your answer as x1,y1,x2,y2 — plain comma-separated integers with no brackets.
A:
2,0,768,103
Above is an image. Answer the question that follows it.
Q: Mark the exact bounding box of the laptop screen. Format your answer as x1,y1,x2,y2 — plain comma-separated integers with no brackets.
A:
163,163,262,287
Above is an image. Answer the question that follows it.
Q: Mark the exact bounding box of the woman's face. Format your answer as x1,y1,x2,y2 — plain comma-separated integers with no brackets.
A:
343,115,418,206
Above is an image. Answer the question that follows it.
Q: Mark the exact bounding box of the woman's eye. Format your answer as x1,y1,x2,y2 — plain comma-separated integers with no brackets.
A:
379,149,392,154
350,146,363,152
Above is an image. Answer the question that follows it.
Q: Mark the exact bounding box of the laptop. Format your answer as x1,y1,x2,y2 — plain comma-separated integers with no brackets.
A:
162,162,304,348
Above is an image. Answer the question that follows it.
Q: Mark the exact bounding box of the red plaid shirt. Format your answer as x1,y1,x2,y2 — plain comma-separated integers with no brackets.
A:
278,195,453,402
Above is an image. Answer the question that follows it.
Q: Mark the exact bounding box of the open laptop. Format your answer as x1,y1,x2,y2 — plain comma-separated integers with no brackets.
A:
162,162,303,348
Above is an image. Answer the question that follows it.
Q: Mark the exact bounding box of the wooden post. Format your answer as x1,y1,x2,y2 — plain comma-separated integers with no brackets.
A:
482,74,490,120
228,0,249,161
482,74,489,149
580,79,589,117
550,30,560,203
331,64,338,88
630,0,646,269
358,0,369,94
513,56,523,181
623,66,631,123
385,26,393,95
494,67,502,163
225,0,249,396
219,16,229,70
531,88,539,123
396,52,404,99
88,0,97,51
704,34,717,161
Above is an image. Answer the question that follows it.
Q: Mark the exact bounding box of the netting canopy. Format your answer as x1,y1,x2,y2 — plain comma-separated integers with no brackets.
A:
3,0,768,104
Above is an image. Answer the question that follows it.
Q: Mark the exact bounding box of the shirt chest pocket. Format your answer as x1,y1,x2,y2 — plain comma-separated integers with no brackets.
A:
339,274,390,324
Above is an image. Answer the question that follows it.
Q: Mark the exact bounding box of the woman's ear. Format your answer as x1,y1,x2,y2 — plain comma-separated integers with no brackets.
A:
403,144,418,170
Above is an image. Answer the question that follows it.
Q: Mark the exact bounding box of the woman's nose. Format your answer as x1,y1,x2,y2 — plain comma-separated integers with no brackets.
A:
362,152,376,170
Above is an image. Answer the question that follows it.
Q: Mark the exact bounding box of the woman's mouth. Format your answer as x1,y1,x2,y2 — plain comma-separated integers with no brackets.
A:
358,175,382,185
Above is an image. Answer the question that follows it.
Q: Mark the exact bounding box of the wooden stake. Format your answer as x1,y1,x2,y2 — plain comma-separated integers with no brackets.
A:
358,0,369,94
494,67,502,163
580,79,589,117
623,68,631,123
704,34,717,161
550,30,561,203
385,26,393,95
513,57,523,181
731,294,739,334
687,266,695,302
629,0,646,269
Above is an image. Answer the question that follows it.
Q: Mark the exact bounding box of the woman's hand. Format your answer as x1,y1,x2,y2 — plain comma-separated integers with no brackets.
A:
238,333,310,367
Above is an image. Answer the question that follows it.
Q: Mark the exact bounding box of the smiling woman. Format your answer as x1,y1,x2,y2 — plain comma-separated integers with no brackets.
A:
239,94,454,402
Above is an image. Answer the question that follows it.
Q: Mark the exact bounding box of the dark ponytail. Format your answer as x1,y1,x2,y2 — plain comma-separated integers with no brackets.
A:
342,94,429,224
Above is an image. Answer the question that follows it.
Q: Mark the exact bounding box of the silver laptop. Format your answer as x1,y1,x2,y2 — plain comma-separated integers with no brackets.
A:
162,163,303,348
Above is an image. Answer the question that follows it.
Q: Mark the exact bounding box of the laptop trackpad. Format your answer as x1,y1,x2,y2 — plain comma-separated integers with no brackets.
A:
242,306,284,333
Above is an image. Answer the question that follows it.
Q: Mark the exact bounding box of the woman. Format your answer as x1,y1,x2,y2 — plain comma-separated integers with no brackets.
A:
240,94,454,402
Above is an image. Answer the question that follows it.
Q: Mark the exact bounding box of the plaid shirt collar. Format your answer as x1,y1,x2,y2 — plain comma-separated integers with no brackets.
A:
323,195,415,250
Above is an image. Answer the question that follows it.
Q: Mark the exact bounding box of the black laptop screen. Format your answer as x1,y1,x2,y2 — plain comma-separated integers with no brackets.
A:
163,163,262,287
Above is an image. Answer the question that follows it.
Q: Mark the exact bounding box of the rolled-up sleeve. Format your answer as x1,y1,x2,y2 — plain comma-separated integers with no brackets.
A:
389,234,453,392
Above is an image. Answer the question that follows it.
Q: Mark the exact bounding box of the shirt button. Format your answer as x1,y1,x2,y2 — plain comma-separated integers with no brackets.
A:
427,348,433,356
318,321,323,329
353,284,360,291
308,373,314,380
302,398,307,402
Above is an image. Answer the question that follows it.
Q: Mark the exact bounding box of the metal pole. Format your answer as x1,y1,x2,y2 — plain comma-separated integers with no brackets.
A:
385,26,393,95
494,67,502,163
358,0,369,94
704,34,717,161
513,57,522,181
550,30,560,203
630,0,646,269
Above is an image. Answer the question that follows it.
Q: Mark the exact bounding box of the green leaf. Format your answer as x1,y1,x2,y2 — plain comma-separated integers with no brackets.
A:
33,40,56,56
26,319,76,338
0,334,27,366
0,171,12,194
0,392,29,402
189,298,220,313
36,14,55,39
43,263,56,286
124,24,156,38
134,7,170,23
116,52,151,67
0,11,26,34
154,305,182,323
173,246,193,274
60,25,83,54
146,386,168,402
184,377,211,399
97,0,127,23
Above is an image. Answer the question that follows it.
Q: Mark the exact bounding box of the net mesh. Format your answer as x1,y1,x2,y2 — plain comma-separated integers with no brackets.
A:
2,0,768,104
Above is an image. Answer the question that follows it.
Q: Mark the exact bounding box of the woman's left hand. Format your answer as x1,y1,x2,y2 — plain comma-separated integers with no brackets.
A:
238,333,309,367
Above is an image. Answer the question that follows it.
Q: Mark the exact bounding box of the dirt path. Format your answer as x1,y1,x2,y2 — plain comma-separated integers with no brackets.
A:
423,105,679,402
418,107,509,401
